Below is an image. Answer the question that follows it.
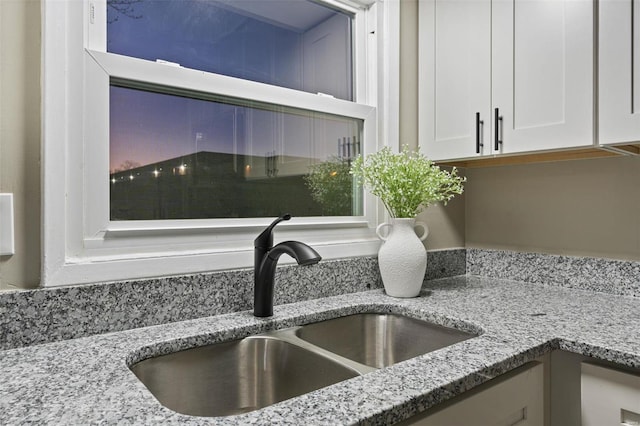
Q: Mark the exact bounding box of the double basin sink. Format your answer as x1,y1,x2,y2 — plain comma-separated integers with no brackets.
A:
130,313,477,417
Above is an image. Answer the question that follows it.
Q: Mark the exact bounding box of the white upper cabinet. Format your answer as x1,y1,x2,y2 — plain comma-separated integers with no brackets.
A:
599,0,640,145
418,0,492,160
492,0,594,154
419,0,594,162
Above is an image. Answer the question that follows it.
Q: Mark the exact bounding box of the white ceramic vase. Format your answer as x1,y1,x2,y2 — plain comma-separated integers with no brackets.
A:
376,218,429,298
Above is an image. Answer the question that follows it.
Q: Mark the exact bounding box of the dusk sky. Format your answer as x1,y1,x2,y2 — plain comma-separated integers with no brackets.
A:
109,86,238,172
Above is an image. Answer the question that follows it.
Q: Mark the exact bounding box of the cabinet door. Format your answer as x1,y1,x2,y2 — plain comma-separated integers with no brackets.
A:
418,0,491,161
492,0,594,154
403,362,544,426
581,363,640,426
599,0,640,144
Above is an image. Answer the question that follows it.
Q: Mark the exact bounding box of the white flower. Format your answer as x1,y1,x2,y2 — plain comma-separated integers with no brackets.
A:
350,145,465,218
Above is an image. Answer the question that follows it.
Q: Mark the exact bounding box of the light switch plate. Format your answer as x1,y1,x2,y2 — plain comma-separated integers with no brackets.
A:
0,193,15,255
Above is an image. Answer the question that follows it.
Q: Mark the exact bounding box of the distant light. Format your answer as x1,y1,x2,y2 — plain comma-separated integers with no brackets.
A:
174,164,188,176
129,174,134,181
111,178,116,184
153,169,160,178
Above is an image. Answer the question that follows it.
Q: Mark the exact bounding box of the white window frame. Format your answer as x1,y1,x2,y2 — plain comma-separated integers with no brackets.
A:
42,0,400,287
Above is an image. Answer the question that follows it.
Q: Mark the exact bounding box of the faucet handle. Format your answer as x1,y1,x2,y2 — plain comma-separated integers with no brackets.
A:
254,214,291,249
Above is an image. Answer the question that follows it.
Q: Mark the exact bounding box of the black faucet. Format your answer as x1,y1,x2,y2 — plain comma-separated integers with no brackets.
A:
254,214,321,317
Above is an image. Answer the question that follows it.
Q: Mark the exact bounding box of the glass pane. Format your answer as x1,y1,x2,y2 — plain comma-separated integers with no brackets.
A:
109,85,363,220
107,0,353,101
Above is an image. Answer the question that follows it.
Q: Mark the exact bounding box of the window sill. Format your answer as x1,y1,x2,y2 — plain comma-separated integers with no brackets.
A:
48,235,381,287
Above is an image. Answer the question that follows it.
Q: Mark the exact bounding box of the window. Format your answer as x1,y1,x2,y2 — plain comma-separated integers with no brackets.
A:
107,0,354,100
42,0,399,286
109,87,364,220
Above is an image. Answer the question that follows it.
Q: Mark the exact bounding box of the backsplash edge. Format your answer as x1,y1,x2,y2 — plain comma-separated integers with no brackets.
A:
467,248,640,298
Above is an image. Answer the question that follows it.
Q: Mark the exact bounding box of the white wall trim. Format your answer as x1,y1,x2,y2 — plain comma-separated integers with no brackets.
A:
381,0,400,153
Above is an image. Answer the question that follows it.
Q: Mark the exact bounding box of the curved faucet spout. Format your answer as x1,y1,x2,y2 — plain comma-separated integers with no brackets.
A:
254,239,321,317
267,241,322,266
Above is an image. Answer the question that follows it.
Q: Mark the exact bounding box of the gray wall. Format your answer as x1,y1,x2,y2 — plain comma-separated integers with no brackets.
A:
465,156,640,261
0,0,41,289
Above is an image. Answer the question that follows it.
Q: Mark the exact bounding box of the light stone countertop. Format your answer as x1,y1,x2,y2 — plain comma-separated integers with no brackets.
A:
1,275,638,425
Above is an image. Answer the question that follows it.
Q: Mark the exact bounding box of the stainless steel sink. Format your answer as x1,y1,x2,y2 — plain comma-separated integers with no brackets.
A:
130,312,477,417
295,313,476,368
130,335,359,417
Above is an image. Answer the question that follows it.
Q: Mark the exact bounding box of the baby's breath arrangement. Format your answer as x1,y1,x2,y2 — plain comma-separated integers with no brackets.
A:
350,146,465,218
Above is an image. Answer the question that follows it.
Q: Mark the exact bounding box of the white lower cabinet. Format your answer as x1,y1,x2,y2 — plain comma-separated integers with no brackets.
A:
581,363,640,426
401,362,545,426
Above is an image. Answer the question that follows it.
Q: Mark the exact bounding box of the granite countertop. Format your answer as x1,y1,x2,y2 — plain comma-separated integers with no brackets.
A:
1,275,638,425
